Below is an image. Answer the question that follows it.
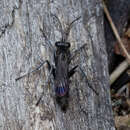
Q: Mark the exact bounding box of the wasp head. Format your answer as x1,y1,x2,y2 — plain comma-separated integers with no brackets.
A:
55,41,70,50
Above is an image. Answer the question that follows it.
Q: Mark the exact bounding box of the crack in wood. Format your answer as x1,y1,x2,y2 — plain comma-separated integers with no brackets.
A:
0,0,22,38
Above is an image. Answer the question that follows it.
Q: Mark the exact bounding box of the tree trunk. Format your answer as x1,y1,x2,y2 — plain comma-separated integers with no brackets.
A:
0,0,115,130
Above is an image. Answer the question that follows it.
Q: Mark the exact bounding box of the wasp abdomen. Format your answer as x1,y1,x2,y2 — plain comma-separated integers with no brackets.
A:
55,80,69,111
55,85,68,97
56,92,69,112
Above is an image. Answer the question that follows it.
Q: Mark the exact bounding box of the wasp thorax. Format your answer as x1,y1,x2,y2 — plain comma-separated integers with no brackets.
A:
55,41,70,49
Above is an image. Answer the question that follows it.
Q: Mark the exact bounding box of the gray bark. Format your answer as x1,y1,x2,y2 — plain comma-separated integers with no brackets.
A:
0,0,115,130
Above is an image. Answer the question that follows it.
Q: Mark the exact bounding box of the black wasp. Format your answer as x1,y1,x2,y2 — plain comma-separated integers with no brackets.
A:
16,15,98,111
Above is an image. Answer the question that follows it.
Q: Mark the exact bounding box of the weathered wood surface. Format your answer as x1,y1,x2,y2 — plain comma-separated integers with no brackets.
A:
0,0,115,130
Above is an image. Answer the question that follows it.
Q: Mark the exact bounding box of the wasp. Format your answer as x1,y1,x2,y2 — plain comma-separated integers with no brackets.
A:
16,15,98,111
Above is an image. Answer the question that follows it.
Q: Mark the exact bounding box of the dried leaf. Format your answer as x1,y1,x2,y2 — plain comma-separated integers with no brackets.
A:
114,37,130,57
125,28,130,38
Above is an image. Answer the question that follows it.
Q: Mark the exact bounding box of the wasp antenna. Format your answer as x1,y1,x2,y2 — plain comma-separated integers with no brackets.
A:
51,14,64,41
64,16,81,41
69,16,81,28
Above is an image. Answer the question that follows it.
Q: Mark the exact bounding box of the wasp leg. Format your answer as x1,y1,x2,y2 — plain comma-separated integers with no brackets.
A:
79,66,99,95
70,44,87,61
39,23,55,53
36,66,53,106
69,65,78,78
15,60,51,81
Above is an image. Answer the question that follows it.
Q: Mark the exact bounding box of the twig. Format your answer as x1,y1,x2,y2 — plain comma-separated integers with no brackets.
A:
103,1,130,85
117,85,127,95
110,60,129,85
103,1,130,63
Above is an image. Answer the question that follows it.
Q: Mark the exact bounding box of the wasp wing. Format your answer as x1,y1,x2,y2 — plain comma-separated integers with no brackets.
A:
55,78,69,97
54,52,70,97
